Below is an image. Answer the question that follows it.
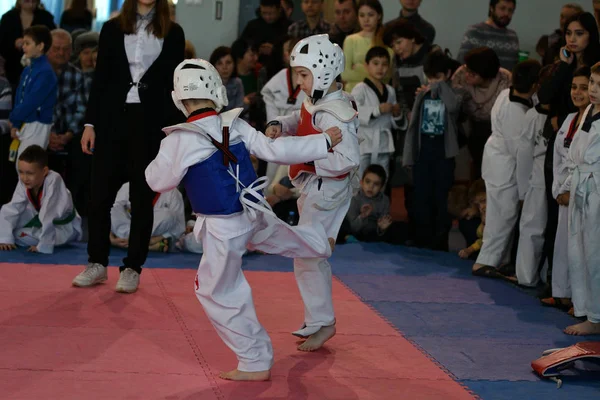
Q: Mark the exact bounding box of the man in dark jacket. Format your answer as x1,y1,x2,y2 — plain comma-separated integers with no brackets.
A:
240,0,291,63
384,0,436,45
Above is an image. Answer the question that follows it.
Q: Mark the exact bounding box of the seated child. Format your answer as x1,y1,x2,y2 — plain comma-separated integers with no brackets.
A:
459,179,486,260
403,50,462,251
340,164,406,245
266,165,300,224
110,182,186,253
145,59,341,381
0,145,82,253
351,46,406,179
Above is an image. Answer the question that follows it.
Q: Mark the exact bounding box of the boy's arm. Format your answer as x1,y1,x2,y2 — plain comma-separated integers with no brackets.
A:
169,189,187,239
240,118,330,164
346,196,367,233
0,184,28,245
275,109,300,136
515,113,536,200
145,132,204,193
9,70,57,127
432,81,461,114
313,112,360,177
388,89,407,130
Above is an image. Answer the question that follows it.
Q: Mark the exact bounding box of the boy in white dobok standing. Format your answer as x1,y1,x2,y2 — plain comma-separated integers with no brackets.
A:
266,34,361,351
145,59,341,381
563,63,600,336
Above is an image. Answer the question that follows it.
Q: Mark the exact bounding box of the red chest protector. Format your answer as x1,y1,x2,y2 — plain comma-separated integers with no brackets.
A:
289,103,348,181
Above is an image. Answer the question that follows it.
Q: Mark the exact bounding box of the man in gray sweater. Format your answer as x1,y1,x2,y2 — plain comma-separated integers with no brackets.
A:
457,0,520,71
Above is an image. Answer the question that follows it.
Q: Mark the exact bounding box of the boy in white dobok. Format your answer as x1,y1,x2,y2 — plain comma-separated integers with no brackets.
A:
0,145,82,253
563,63,600,336
110,182,186,252
514,66,554,286
145,59,341,381
352,46,405,179
266,34,360,351
544,67,590,310
473,60,542,277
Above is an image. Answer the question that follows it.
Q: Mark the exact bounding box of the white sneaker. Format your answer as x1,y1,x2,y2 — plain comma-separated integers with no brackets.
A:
72,263,108,287
115,268,140,293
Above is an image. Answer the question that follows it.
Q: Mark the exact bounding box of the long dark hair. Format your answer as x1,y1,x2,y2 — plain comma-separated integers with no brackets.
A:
119,0,172,39
357,0,385,48
563,12,600,68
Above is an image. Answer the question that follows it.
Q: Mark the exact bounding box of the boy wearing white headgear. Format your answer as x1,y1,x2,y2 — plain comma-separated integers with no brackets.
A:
145,59,342,381
266,34,360,352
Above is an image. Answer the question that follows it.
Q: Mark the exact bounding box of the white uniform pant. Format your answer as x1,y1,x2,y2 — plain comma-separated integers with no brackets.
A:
359,152,391,182
292,176,352,337
552,205,570,298
15,122,51,169
112,207,179,239
195,208,332,372
14,223,80,251
515,186,547,286
568,180,600,323
476,181,519,267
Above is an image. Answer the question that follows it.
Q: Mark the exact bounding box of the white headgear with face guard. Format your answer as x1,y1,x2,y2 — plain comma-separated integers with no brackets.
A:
289,34,344,100
172,58,228,116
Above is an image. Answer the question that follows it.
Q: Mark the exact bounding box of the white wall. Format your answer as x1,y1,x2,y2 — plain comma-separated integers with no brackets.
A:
381,0,596,59
177,0,240,59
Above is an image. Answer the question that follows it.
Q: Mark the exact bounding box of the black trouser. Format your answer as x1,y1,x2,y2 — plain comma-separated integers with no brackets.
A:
413,135,455,251
0,133,18,205
87,104,161,273
542,133,559,281
467,119,492,180
48,140,92,216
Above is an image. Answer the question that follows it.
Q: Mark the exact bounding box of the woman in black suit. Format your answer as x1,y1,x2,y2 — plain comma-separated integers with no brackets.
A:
72,0,185,293
0,0,56,90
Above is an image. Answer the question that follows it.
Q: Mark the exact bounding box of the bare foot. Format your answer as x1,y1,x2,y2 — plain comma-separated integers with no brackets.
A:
218,369,271,381
297,324,336,352
328,238,335,252
564,320,600,336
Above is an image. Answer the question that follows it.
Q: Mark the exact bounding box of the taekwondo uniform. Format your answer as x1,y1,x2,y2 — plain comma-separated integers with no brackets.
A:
145,107,335,373
0,170,82,253
275,85,360,337
476,88,531,268
515,105,550,286
351,78,406,179
111,182,186,242
566,104,600,322
551,111,580,298
261,67,307,186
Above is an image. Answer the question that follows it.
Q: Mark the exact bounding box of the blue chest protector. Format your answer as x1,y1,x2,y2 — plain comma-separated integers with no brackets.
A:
183,141,259,216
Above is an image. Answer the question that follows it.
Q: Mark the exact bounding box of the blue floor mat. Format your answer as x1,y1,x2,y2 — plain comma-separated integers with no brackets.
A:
368,301,582,342
462,380,600,400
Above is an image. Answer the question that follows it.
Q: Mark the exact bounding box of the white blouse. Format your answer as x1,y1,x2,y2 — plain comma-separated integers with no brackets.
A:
124,9,163,103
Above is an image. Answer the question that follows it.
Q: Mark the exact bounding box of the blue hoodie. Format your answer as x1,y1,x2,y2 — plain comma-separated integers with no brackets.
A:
10,54,58,128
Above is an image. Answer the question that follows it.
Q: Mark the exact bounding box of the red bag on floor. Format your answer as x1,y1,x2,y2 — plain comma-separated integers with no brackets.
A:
532,342,600,384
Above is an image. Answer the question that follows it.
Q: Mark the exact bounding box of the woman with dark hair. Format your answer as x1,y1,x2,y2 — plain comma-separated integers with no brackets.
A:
342,0,391,92
0,0,56,90
59,0,93,33
537,11,600,297
71,0,185,293
209,46,244,112
452,47,512,179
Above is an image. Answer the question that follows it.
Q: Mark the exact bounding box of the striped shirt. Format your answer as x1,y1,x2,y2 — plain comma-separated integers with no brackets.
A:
457,22,520,72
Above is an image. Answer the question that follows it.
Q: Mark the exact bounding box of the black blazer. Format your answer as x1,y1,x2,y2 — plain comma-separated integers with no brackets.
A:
0,8,56,87
85,17,185,139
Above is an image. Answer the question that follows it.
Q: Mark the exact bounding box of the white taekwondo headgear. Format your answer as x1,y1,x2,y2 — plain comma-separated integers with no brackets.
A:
172,58,229,116
289,34,344,100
